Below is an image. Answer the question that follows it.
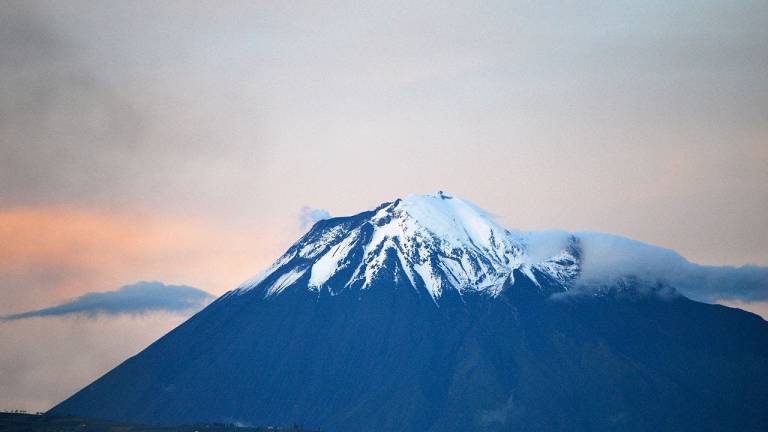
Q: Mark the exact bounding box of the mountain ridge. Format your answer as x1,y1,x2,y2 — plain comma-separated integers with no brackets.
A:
233,192,582,302
50,192,768,431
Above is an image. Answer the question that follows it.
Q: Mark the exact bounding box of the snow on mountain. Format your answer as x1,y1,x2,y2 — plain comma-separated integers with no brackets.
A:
235,191,581,300
233,191,768,305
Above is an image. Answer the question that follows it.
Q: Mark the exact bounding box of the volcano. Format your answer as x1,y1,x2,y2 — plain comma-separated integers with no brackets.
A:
51,192,768,431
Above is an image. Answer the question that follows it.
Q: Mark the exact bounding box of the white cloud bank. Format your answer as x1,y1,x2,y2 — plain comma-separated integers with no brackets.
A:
566,231,767,303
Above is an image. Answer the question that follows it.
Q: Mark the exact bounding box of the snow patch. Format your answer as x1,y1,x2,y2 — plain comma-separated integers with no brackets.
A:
265,267,308,296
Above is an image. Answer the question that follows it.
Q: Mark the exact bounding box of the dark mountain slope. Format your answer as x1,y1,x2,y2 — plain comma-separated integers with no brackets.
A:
51,194,768,431
51,276,768,431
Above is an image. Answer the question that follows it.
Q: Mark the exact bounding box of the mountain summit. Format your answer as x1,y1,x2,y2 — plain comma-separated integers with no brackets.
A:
51,193,768,432
235,192,580,301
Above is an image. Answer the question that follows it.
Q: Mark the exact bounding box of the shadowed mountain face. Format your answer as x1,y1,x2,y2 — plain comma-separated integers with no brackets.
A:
51,194,768,431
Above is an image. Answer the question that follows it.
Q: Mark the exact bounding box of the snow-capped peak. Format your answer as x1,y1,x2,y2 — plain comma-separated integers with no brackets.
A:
234,192,581,301
384,191,511,254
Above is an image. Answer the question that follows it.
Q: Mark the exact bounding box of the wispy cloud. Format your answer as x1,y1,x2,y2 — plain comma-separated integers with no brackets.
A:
298,206,331,229
2,281,213,321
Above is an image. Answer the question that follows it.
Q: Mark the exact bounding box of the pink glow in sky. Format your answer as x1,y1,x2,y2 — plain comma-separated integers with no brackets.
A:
1,0,766,412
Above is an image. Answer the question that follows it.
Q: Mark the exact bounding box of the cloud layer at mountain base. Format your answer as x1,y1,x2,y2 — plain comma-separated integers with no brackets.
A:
2,282,213,321
576,232,768,303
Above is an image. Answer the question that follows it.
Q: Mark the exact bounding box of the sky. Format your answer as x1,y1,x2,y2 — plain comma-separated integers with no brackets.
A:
1,0,767,412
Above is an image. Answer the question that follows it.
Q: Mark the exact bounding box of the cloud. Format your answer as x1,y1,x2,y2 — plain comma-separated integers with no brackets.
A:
2,281,213,321
574,232,768,303
298,206,331,229
0,4,145,208
0,2,267,213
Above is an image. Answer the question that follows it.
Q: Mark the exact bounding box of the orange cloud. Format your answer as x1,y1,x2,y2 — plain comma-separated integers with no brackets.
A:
0,206,289,313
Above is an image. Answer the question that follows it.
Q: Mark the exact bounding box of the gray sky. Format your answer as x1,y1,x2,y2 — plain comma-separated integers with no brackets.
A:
2,0,767,266
1,0,766,412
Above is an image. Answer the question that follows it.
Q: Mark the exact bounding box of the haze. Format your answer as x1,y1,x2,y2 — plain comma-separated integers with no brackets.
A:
1,0,766,412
